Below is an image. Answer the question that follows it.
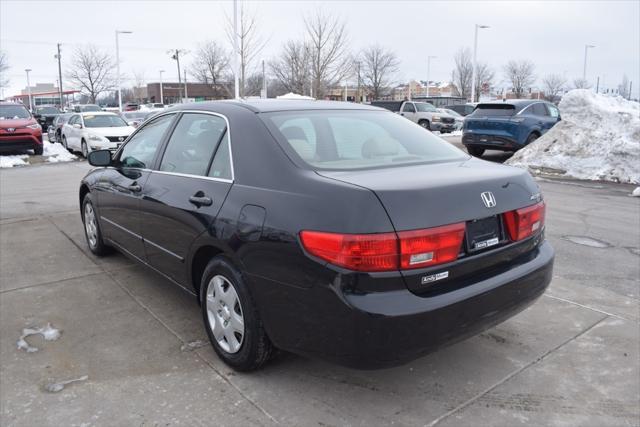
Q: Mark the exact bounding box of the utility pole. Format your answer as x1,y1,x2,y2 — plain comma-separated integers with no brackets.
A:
262,59,267,99
583,44,595,81
171,49,185,102
426,56,436,97
356,61,361,103
159,70,164,104
233,0,240,99
55,43,63,109
184,70,188,101
596,76,600,93
629,81,633,100
471,24,490,103
25,69,33,111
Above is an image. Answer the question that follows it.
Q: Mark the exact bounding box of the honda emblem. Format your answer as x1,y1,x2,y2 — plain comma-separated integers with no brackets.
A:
7,128,15,133
481,191,496,208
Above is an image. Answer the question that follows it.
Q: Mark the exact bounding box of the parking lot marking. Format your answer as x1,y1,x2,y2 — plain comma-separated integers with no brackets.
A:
544,293,628,321
424,314,609,427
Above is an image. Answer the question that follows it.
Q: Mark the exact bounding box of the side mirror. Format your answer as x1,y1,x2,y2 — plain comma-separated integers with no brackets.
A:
88,150,112,167
72,123,82,129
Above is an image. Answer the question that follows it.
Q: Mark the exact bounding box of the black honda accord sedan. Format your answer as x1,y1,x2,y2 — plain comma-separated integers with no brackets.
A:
80,100,554,371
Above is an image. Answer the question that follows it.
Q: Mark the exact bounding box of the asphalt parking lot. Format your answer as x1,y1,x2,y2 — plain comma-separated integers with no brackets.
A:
1,154,638,426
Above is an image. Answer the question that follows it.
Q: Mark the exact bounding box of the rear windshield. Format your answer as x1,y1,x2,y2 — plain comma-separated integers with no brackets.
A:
0,105,31,120
80,105,102,112
470,104,516,117
84,114,128,128
263,110,467,170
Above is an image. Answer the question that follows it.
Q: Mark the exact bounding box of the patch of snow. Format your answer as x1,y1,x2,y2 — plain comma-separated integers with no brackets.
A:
449,130,463,136
632,187,640,197
506,89,640,184
0,155,29,168
180,340,206,352
17,323,62,353
44,375,88,393
43,140,76,163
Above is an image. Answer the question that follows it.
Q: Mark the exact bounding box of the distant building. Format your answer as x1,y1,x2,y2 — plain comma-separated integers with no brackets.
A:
146,82,231,104
392,80,461,101
10,82,78,108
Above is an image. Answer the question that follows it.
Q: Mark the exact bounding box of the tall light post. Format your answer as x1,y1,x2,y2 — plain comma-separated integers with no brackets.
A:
233,0,240,99
471,24,490,103
115,30,133,111
583,44,595,81
159,70,165,105
25,69,33,111
426,56,437,97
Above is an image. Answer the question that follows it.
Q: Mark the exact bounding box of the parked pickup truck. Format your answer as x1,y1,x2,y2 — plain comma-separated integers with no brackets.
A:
370,101,456,133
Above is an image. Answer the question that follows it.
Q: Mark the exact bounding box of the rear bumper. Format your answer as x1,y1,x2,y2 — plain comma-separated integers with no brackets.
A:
253,240,554,369
0,134,43,152
432,122,455,133
462,132,518,151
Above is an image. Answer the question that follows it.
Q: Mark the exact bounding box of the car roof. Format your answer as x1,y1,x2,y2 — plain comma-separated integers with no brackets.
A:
78,111,117,116
479,99,544,107
168,99,383,113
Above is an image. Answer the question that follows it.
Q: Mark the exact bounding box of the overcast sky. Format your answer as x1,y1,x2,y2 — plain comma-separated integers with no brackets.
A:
1,0,639,98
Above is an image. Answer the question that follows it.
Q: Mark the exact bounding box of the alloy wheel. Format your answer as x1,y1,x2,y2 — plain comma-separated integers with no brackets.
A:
84,203,98,248
81,141,88,158
206,275,245,354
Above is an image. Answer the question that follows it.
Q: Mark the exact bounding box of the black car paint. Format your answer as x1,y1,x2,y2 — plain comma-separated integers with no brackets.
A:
80,100,554,368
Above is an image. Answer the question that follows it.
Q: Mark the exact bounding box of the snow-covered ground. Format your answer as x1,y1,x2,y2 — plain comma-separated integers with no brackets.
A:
0,139,77,168
507,89,639,184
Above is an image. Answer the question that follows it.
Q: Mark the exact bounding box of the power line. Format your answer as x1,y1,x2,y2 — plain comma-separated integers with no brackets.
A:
2,38,168,52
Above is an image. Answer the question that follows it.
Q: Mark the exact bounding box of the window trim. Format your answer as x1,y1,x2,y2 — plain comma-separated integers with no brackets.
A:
127,110,235,184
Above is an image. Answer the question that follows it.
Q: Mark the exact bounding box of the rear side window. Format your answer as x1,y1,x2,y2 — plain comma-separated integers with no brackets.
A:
531,103,548,116
470,104,516,117
208,132,232,180
159,113,227,177
402,103,416,113
547,104,560,118
119,114,175,168
264,110,466,170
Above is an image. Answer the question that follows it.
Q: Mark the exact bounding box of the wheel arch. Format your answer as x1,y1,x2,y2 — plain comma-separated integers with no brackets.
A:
189,244,226,301
79,183,90,213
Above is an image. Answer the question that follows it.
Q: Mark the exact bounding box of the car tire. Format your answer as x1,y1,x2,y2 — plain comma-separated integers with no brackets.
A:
81,193,110,256
418,120,431,130
201,257,274,371
526,133,539,145
33,145,43,155
81,140,89,158
62,135,71,153
467,146,485,157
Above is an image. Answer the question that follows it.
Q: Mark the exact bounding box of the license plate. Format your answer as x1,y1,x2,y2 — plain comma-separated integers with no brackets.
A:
466,215,501,252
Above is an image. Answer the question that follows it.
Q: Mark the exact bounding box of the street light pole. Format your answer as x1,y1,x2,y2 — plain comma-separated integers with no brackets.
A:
426,56,436,97
25,69,33,111
471,24,490,103
583,44,595,81
55,43,63,109
159,70,164,105
115,30,133,112
233,0,240,99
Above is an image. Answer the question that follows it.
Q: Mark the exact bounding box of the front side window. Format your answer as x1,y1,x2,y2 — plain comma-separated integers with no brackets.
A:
118,114,175,168
415,103,437,112
0,104,31,120
159,113,227,176
83,114,128,128
265,110,466,170
531,103,548,116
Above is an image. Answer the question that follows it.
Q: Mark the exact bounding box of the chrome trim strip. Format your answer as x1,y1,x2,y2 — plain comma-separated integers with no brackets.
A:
150,170,233,184
100,216,142,240
143,238,184,261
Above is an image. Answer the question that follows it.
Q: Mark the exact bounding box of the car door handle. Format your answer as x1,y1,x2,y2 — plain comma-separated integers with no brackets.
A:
128,184,142,192
189,194,213,207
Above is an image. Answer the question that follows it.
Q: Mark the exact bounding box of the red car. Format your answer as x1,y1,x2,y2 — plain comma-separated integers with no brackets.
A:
0,102,43,155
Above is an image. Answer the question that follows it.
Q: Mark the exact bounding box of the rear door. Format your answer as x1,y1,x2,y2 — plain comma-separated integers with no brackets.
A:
530,103,554,134
400,102,417,123
95,113,176,260
139,112,233,284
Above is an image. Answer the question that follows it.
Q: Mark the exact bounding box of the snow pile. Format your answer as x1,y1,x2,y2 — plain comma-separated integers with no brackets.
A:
44,140,76,163
507,89,640,183
17,323,62,353
0,155,29,168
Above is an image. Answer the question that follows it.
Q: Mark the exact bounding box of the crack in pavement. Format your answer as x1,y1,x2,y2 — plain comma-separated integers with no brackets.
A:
424,314,611,427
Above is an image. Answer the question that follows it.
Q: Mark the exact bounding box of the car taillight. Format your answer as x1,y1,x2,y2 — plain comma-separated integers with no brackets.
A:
397,223,465,269
300,222,466,272
299,231,398,272
503,201,545,241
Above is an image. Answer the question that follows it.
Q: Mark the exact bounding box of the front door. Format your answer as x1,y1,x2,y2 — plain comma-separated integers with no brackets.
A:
140,112,233,284
401,102,417,123
95,113,177,260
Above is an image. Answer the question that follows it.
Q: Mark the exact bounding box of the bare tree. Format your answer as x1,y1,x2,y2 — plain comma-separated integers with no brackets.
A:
572,78,591,89
305,10,350,98
192,40,230,98
67,45,116,103
473,62,494,102
452,48,473,100
132,70,146,102
226,5,267,97
270,40,311,95
618,74,630,98
542,73,567,103
360,44,399,100
503,60,536,98
0,50,9,89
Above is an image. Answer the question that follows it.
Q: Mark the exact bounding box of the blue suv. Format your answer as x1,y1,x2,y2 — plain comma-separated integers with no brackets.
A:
462,100,561,157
